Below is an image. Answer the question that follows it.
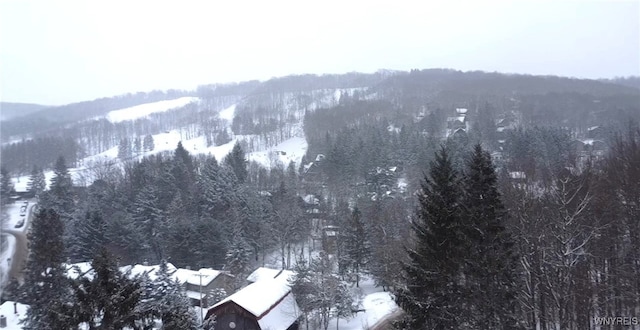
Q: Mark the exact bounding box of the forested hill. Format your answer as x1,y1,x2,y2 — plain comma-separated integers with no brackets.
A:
0,102,48,121
2,69,640,330
1,69,639,175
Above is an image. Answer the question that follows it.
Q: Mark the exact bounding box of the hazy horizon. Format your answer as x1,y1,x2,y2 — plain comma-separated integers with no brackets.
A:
1,0,639,105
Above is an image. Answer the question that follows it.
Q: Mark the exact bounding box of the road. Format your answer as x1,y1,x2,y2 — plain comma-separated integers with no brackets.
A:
2,203,35,286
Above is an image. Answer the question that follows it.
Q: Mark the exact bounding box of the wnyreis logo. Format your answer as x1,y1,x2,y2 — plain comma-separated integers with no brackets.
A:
594,316,639,326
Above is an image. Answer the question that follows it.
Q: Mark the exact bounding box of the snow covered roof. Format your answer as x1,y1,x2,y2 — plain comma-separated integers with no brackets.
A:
65,262,182,282
209,278,300,329
186,269,221,286
456,108,468,114
119,263,177,281
509,171,527,179
303,194,320,205
172,268,223,286
171,268,196,284
257,291,300,330
246,267,295,284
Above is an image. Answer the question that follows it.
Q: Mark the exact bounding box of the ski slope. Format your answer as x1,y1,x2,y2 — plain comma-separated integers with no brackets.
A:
103,97,199,123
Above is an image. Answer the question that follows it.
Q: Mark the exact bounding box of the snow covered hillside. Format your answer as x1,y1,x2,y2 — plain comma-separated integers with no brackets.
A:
102,97,199,123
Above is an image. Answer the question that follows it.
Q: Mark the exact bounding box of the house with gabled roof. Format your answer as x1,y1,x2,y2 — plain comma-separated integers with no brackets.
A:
172,267,234,307
205,277,300,330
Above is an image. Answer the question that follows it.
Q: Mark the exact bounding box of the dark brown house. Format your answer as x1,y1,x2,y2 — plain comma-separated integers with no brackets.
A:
205,278,300,330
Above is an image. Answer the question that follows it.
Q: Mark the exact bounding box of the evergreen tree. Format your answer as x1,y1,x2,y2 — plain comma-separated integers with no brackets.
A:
224,142,248,184
164,192,197,267
289,260,315,330
0,166,14,206
339,206,369,287
395,147,467,329
40,156,74,218
198,156,238,217
144,261,199,330
118,137,132,160
173,141,195,175
73,211,109,262
132,184,167,262
20,209,75,329
462,144,523,329
133,136,142,156
224,228,252,289
73,247,152,329
26,165,46,198
143,134,155,152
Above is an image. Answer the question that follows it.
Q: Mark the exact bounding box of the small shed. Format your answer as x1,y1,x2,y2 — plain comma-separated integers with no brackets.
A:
205,278,300,330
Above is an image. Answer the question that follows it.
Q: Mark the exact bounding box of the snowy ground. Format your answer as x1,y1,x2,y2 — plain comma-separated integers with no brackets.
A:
259,240,398,330
102,97,199,123
247,136,308,169
326,276,398,330
0,300,28,329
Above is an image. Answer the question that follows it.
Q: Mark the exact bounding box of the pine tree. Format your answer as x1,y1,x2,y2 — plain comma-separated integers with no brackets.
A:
40,156,74,218
462,144,523,329
224,142,248,184
224,228,252,289
340,206,369,287
133,136,142,156
118,137,132,160
289,260,315,330
143,261,199,330
20,209,75,329
0,166,14,206
132,184,167,262
73,247,153,329
26,165,46,198
198,156,238,217
143,134,155,153
73,211,108,262
395,147,467,329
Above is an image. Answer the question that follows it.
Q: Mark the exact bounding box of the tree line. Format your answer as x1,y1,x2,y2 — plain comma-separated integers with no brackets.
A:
393,128,640,329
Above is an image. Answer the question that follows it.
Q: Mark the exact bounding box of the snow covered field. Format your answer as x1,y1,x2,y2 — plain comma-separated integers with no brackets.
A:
247,136,308,169
103,97,199,123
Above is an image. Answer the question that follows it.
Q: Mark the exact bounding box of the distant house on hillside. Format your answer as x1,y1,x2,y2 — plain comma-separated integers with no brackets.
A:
586,126,606,139
446,108,468,138
205,278,300,330
572,139,608,162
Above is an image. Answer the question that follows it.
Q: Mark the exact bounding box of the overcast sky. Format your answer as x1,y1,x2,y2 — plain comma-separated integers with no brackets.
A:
1,0,639,105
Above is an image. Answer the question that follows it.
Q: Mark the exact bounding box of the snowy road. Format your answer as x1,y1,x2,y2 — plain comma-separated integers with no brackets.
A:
1,201,35,292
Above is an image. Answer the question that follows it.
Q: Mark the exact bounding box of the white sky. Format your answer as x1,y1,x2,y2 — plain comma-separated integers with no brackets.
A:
1,0,639,105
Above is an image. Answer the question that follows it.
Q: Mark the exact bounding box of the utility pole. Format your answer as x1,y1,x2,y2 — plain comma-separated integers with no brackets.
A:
194,273,207,323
